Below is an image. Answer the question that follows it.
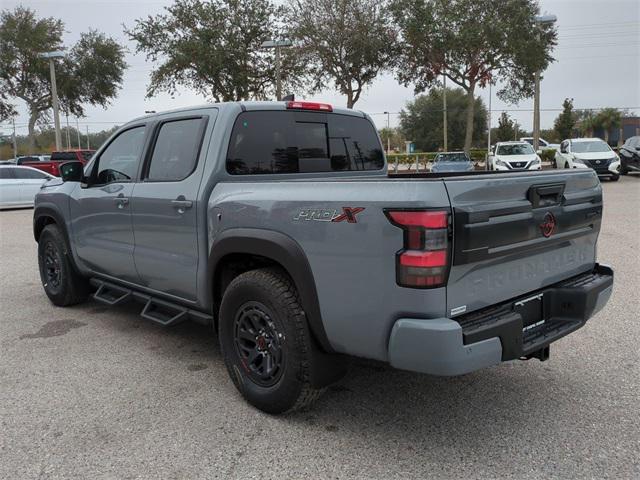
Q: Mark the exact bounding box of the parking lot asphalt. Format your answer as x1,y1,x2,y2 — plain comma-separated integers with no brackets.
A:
1,176,639,480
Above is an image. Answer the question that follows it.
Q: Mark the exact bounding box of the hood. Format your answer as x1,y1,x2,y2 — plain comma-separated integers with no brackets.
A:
495,153,539,163
432,161,474,172
572,152,617,161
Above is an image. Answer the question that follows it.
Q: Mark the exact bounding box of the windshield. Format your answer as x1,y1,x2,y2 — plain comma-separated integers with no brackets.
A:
571,141,611,153
435,153,469,162
497,144,535,156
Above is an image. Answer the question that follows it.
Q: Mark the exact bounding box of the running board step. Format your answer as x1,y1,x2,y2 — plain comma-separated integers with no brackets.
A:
140,298,188,327
93,282,132,306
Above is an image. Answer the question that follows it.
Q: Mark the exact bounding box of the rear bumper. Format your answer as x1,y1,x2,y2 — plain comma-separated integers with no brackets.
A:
388,264,613,376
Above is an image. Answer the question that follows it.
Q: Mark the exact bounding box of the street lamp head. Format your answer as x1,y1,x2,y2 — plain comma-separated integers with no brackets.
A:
261,39,293,49
39,51,65,59
535,14,557,24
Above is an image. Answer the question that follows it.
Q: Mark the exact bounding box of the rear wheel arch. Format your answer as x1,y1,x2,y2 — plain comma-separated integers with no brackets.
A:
208,229,334,353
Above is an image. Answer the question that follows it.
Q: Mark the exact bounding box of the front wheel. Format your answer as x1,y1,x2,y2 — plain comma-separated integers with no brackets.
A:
610,174,620,182
37,224,89,306
219,268,326,414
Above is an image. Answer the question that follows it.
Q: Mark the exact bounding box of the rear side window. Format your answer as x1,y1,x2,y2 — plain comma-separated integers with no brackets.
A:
226,111,384,174
146,118,205,181
0,168,15,179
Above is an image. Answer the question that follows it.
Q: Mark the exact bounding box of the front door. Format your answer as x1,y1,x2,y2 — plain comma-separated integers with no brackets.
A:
131,114,213,301
69,125,147,282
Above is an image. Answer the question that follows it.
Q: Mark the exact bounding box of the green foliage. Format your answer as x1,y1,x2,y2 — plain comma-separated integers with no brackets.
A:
539,128,560,143
126,0,300,102
286,0,397,108
593,108,622,143
492,112,521,142
0,7,126,148
391,0,556,151
553,98,576,140
399,87,487,152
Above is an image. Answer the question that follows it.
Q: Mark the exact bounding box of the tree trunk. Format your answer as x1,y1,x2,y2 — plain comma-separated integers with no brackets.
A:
604,127,609,144
346,92,354,109
27,110,38,154
618,125,624,147
463,84,476,153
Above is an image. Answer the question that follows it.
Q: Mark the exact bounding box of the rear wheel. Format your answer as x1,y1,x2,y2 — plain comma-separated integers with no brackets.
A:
620,164,628,175
219,268,325,414
37,224,89,306
610,174,620,182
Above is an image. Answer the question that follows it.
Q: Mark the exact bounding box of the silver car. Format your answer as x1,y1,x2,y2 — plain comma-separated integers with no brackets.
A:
0,165,54,209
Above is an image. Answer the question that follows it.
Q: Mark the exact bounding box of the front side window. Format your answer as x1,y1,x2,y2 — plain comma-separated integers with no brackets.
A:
226,111,384,175
14,168,49,180
93,126,146,185
146,118,204,181
571,141,611,154
497,144,535,156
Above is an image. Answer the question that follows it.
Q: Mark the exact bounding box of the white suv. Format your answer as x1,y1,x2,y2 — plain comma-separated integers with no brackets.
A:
488,141,542,171
555,138,620,181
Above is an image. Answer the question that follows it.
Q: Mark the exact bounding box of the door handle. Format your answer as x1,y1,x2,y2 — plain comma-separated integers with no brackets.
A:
171,197,193,213
114,196,129,208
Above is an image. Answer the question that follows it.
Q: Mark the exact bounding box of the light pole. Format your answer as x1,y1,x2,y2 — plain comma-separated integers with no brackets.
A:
533,14,557,152
39,51,65,150
487,81,492,170
261,40,293,101
383,111,391,154
443,71,448,151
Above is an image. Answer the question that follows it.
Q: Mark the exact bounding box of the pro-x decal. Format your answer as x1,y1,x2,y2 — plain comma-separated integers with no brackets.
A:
294,207,365,223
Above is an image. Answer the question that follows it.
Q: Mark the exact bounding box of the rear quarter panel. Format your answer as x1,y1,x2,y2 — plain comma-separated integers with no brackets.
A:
209,179,450,361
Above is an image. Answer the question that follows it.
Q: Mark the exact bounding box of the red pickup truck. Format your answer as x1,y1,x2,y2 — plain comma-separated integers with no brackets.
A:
22,150,95,177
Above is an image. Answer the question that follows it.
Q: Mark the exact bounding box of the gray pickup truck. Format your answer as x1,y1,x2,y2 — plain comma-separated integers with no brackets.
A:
33,101,613,413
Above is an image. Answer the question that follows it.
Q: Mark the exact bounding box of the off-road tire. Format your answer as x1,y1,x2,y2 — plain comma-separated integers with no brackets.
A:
219,268,324,414
37,224,89,306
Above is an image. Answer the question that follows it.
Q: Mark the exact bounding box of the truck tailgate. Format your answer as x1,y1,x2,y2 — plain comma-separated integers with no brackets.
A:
443,170,602,318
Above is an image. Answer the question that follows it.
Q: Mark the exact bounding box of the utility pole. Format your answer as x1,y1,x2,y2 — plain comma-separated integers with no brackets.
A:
76,118,81,149
261,40,293,100
65,113,71,149
39,51,65,150
86,125,90,149
383,111,391,154
487,82,492,170
533,14,557,151
443,72,448,151
11,118,18,160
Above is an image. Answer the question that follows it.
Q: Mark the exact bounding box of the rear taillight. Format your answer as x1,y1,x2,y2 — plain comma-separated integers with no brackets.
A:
286,101,333,112
385,209,451,288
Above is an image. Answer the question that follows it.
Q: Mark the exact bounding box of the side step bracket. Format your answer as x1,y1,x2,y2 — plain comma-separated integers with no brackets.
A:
93,282,132,306
140,298,188,327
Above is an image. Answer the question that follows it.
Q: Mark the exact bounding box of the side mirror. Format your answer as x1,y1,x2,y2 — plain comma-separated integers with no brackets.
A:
59,161,84,182
635,146,640,151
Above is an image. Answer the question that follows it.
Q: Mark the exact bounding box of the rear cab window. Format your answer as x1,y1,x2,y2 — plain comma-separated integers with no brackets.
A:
226,111,384,175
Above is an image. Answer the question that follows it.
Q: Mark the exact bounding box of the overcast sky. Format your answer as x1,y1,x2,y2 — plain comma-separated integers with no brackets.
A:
2,0,639,137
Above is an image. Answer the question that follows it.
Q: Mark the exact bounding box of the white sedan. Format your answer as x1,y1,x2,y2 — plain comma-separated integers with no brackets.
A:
0,165,55,209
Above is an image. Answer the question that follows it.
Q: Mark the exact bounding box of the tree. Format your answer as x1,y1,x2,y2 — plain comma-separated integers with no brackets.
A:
126,0,300,102
553,98,576,140
575,109,596,138
0,7,126,150
494,112,518,142
399,87,487,152
594,108,622,144
392,0,557,152
287,0,397,108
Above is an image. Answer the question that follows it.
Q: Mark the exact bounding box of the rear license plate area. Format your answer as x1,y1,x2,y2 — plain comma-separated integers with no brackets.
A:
515,293,545,332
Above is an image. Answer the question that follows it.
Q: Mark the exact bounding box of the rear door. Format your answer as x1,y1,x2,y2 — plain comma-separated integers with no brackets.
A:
130,112,214,301
443,170,602,317
0,167,21,206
